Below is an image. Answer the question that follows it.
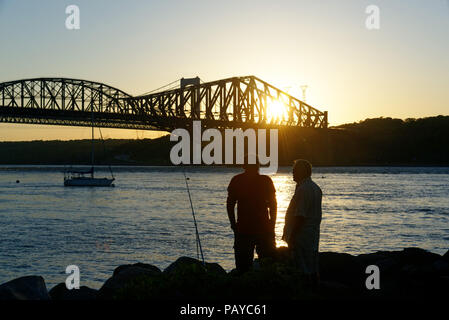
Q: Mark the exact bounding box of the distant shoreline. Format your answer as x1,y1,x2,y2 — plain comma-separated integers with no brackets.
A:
1,116,448,166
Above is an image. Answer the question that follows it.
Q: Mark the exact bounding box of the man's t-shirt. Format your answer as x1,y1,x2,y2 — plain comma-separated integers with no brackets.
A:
282,177,322,247
227,172,276,235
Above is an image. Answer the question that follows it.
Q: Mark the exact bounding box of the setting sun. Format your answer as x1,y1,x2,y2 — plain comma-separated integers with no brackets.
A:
266,98,288,123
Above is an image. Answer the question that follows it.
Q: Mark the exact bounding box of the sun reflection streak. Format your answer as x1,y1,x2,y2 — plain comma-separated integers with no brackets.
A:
271,174,296,248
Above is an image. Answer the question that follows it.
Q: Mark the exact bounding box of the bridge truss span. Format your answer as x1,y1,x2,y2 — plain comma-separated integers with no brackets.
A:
0,76,328,131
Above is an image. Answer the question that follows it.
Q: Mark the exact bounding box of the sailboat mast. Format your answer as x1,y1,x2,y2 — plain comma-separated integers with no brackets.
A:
91,108,94,178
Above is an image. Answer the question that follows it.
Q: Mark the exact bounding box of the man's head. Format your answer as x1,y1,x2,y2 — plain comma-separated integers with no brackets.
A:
242,154,260,173
293,159,312,182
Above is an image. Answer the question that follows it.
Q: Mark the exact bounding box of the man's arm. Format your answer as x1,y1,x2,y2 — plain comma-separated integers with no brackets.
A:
289,186,306,245
227,195,237,231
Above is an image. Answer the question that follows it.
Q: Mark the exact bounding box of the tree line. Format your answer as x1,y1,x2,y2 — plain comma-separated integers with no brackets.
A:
0,116,448,166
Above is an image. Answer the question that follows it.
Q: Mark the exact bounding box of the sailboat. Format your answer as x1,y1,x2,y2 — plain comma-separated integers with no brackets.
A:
64,111,115,187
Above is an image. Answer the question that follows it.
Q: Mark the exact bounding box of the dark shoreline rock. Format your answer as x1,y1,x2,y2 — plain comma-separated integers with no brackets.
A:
49,283,98,300
319,252,365,288
98,262,162,300
164,257,227,276
1,247,448,300
0,276,50,300
443,249,449,261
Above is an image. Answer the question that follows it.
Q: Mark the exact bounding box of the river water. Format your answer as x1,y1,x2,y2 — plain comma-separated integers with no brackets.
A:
0,166,448,289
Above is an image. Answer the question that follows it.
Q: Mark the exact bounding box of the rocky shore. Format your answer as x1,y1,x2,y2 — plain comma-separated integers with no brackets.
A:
0,247,448,300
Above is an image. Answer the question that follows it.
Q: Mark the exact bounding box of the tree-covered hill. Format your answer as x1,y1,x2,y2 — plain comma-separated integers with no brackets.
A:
0,116,448,166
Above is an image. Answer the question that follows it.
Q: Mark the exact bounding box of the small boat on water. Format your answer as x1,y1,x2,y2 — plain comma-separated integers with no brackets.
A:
64,111,115,187
64,167,114,187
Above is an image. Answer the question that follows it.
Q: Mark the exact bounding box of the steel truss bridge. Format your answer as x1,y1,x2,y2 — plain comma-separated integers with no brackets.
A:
0,76,328,131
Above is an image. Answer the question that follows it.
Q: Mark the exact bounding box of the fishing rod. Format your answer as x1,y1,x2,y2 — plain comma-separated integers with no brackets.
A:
182,168,205,265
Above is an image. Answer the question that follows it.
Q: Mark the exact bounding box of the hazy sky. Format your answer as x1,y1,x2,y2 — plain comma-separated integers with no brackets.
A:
0,0,448,141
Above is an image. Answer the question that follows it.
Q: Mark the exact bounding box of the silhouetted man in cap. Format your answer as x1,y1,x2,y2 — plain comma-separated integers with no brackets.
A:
227,157,277,273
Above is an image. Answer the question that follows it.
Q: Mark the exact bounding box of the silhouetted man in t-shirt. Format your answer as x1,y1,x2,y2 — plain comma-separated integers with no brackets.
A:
227,160,277,273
